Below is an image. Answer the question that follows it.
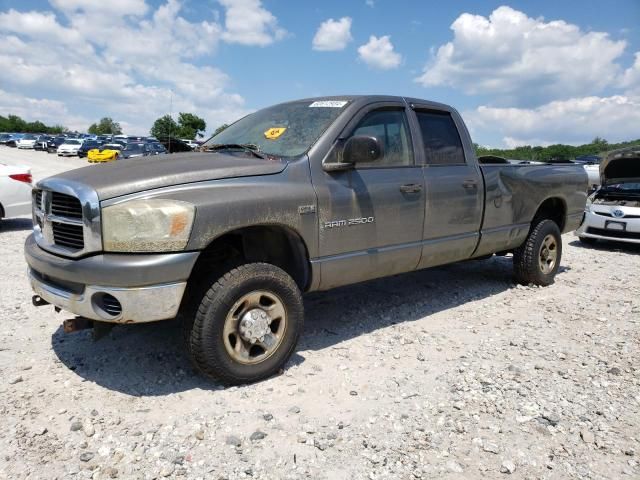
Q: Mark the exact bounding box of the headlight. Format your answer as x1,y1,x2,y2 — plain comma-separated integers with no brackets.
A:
102,199,195,252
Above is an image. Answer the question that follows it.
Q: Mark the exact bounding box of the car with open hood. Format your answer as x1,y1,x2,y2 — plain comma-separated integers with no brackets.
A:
576,146,640,245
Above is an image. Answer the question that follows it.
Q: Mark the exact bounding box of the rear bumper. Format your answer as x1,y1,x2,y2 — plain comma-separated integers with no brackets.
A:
25,234,199,323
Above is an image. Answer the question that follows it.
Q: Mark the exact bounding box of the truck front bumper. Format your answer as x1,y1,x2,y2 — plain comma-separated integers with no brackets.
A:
25,234,199,323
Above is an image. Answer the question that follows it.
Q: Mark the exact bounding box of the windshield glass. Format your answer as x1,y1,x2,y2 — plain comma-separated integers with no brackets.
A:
22,134,36,140
124,144,143,152
203,100,350,157
65,140,81,145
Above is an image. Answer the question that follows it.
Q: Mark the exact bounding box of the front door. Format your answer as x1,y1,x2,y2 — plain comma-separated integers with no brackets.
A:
311,105,426,289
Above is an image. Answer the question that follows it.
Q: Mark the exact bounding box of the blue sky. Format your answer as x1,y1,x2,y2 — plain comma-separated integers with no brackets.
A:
0,0,638,147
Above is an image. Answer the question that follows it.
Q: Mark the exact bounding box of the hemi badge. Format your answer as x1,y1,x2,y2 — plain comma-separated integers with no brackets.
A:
298,205,316,215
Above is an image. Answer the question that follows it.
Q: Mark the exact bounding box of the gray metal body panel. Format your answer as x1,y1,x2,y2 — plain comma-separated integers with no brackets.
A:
25,234,198,287
25,94,588,299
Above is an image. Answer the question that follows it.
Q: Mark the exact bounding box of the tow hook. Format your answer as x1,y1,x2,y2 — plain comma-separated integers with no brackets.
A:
32,295,49,307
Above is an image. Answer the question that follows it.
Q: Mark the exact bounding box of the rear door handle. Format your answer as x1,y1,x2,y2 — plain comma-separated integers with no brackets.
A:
400,183,422,194
462,179,478,189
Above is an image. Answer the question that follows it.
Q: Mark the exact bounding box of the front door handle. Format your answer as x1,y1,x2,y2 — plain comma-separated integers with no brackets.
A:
462,179,478,189
400,183,422,194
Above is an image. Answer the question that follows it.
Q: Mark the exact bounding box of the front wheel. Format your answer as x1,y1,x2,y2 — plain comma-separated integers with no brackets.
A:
513,219,562,286
185,263,303,385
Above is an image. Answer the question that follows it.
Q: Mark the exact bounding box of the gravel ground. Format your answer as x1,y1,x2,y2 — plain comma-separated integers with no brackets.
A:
0,148,639,480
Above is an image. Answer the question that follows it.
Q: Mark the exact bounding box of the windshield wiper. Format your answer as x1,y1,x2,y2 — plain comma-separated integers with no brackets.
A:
203,143,266,159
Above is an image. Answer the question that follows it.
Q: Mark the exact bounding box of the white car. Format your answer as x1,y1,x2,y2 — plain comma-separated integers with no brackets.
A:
17,134,37,149
0,163,33,221
57,139,83,156
576,147,640,245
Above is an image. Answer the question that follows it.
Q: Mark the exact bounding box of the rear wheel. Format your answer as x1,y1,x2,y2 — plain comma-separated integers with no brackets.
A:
513,219,562,286
185,263,303,385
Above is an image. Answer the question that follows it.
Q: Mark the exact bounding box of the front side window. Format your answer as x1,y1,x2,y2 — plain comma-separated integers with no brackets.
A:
350,109,413,168
416,110,466,165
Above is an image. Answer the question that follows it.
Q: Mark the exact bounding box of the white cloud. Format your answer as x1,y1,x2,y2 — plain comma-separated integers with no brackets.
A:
619,52,640,95
50,0,148,16
357,35,401,70
312,17,352,51
365,0,375,7
0,1,261,134
466,95,640,147
219,0,286,46
416,6,627,105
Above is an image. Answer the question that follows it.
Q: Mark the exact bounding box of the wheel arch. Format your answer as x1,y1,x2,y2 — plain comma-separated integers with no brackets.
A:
188,223,312,292
531,196,567,232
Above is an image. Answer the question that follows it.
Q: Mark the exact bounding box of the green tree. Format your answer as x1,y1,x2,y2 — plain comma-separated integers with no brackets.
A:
88,117,122,135
176,112,206,139
150,115,179,139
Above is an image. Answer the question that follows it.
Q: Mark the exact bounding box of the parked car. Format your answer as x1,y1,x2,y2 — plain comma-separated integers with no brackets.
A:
573,155,602,191
121,142,152,159
26,95,588,385
5,135,21,148
57,139,83,156
0,163,32,222
77,140,102,158
33,135,52,151
17,134,38,149
576,147,640,245
156,137,193,153
46,137,66,153
148,142,168,155
87,143,124,163
0,133,14,145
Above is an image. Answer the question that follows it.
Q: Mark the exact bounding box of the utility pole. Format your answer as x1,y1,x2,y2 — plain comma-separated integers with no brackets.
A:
168,89,173,153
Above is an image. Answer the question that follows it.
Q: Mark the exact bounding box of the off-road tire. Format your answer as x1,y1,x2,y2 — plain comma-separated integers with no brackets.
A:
578,236,597,245
513,219,562,286
186,263,303,385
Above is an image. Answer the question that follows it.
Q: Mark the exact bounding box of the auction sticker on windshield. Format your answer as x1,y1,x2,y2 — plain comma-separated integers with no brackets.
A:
264,127,287,140
309,100,348,108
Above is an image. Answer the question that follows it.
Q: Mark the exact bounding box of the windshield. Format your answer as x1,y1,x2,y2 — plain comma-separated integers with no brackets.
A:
65,140,81,145
203,100,350,157
124,144,143,152
22,134,36,140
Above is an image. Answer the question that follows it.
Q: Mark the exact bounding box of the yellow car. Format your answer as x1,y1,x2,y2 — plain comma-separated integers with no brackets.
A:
87,144,123,163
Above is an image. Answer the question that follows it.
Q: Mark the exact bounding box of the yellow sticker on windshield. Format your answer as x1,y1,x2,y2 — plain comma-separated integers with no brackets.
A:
264,127,287,140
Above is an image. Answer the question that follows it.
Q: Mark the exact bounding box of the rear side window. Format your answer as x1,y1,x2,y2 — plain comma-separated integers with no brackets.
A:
416,110,465,165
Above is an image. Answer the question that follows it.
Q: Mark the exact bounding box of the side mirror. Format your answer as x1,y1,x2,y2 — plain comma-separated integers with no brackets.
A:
343,135,383,164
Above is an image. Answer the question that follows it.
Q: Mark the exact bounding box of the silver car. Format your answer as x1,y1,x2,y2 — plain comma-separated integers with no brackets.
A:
576,147,640,245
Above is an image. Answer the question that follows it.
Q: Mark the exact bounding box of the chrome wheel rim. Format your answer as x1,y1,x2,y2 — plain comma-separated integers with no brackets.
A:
538,234,558,274
223,290,287,365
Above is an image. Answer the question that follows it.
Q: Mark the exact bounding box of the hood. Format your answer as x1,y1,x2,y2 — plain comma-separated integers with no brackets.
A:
40,151,288,200
600,147,640,185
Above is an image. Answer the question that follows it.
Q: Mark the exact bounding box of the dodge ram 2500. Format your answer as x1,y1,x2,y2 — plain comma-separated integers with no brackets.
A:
25,96,588,384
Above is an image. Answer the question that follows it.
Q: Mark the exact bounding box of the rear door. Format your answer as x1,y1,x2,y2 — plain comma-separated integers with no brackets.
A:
311,103,426,289
410,107,484,268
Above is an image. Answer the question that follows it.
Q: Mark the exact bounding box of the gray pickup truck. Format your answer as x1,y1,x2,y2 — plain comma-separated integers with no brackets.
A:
25,96,587,384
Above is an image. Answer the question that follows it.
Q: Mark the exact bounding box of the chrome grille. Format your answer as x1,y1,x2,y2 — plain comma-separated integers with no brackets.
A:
32,180,101,258
51,192,83,219
52,221,85,249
